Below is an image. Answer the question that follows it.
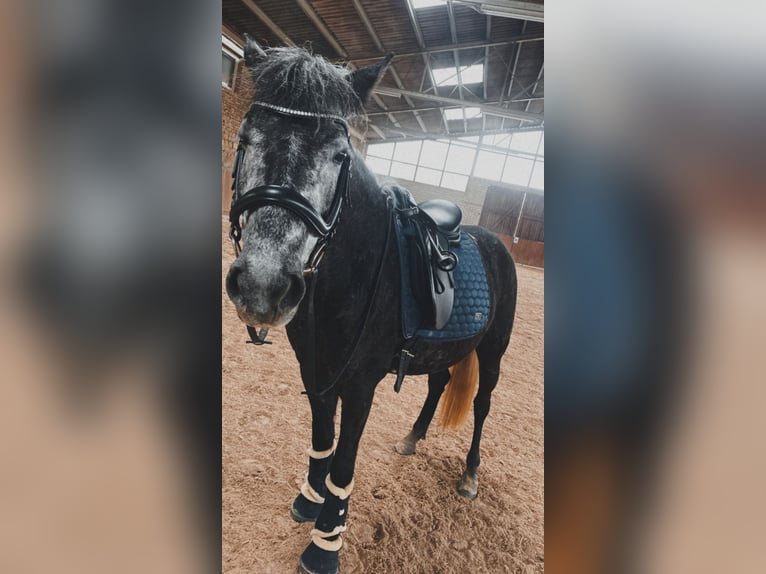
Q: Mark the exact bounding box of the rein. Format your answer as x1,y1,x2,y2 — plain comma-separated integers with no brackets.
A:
228,102,391,398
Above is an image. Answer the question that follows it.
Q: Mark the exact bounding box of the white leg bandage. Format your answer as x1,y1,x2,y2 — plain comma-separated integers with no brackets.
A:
300,473,325,504
325,475,354,500
307,439,337,460
310,525,347,552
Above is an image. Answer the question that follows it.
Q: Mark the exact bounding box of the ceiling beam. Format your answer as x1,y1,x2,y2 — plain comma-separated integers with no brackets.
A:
454,0,544,22
351,35,543,62
240,0,295,46
366,97,542,114
293,0,347,58
446,1,468,132
349,0,428,133
482,15,491,131
370,123,543,142
401,0,449,135
523,61,544,114
402,0,427,49
374,88,542,122
499,20,526,130
223,23,244,46
483,16,491,102
242,1,402,132
369,124,386,139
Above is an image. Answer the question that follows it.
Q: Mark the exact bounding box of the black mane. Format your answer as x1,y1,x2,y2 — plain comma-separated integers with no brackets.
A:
250,47,363,119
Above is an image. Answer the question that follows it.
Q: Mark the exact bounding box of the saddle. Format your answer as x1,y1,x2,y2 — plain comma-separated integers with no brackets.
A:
389,186,462,331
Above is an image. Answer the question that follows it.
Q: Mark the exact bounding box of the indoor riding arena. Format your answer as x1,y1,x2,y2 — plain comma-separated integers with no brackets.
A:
222,1,544,572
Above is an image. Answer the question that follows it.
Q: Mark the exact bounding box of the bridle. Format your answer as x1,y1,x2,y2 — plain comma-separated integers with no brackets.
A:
229,101,353,277
228,100,396,399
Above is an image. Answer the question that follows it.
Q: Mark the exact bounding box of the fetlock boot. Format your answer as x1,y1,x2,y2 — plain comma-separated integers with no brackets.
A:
298,477,353,574
291,441,335,522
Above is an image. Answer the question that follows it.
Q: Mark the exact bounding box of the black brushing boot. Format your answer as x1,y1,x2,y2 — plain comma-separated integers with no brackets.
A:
291,443,335,523
298,477,352,574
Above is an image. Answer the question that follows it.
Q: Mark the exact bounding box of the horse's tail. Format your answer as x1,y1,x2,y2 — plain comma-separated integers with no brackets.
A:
439,350,479,430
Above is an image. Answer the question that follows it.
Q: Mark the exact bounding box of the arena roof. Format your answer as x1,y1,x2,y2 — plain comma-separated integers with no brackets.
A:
223,0,544,142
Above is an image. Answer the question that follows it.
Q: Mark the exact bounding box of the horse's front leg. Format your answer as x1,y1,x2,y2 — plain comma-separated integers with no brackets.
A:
298,382,376,574
291,393,339,523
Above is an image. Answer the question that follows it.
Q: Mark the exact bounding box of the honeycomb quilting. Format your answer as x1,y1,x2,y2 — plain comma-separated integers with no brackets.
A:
414,232,490,341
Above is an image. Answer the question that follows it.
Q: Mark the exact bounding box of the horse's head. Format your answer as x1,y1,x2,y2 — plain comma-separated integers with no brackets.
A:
225,40,390,327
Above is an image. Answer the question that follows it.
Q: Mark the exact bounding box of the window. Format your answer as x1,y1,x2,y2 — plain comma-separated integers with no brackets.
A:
502,156,534,187
222,34,243,89
509,130,542,154
393,140,422,163
485,133,511,150
474,149,505,181
441,172,469,192
366,142,394,159
419,140,448,170
445,144,476,175
390,161,416,180
366,156,391,176
364,131,545,192
529,161,544,190
432,64,484,87
223,52,236,88
415,166,442,186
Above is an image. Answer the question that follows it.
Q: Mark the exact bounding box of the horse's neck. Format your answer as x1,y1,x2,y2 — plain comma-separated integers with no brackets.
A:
343,153,390,240
350,152,388,214
321,153,391,287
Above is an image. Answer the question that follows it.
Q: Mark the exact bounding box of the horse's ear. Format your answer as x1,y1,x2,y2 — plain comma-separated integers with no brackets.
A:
243,33,267,69
348,53,394,103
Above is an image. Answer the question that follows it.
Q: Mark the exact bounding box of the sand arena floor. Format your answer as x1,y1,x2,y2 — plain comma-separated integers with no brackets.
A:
222,222,544,573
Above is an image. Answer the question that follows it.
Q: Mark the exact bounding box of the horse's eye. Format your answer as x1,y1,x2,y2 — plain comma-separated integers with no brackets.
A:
333,152,348,163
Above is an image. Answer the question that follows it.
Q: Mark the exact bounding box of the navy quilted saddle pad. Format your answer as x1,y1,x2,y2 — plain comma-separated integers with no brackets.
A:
394,218,491,341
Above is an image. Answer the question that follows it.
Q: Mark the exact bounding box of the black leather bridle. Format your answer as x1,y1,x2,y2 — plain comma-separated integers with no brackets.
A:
229,101,352,277
227,101,397,397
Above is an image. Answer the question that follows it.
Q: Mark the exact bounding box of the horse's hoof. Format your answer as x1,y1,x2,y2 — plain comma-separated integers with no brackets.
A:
394,439,417,456
394,432,419,455
457,472,479,499
298,542,339,574
291,493,322,523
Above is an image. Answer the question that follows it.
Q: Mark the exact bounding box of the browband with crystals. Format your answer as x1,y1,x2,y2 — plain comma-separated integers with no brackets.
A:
250,101,350,132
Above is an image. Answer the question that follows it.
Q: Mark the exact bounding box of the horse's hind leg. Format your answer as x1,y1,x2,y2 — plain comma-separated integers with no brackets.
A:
291,394,339,523
457,343,504,498
394,369,451,455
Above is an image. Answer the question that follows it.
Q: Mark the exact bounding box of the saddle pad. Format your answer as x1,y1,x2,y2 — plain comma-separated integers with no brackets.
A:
394,216,490,341
415,232,490,340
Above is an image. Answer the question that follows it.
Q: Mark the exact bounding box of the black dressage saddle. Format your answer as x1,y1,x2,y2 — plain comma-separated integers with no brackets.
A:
389,186,462,331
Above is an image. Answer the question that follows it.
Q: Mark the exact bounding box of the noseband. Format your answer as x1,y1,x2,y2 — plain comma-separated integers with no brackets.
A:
229,101,352,276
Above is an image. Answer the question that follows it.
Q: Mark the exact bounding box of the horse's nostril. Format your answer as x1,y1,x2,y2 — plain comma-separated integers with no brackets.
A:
226,264,244,301
280,272,306,311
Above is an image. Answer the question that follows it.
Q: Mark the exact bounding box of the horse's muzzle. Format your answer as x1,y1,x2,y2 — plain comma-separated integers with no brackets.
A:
226,258,306,326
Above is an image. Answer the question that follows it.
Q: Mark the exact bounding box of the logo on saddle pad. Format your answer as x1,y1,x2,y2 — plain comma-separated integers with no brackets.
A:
475,312,483,321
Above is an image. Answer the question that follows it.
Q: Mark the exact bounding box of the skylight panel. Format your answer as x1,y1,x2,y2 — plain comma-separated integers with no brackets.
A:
459,64,484,84
432,64,484,86
444,107,482,121
410,0,446,8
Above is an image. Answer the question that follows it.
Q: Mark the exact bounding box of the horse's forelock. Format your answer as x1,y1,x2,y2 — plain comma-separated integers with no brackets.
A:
251,48,362,119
